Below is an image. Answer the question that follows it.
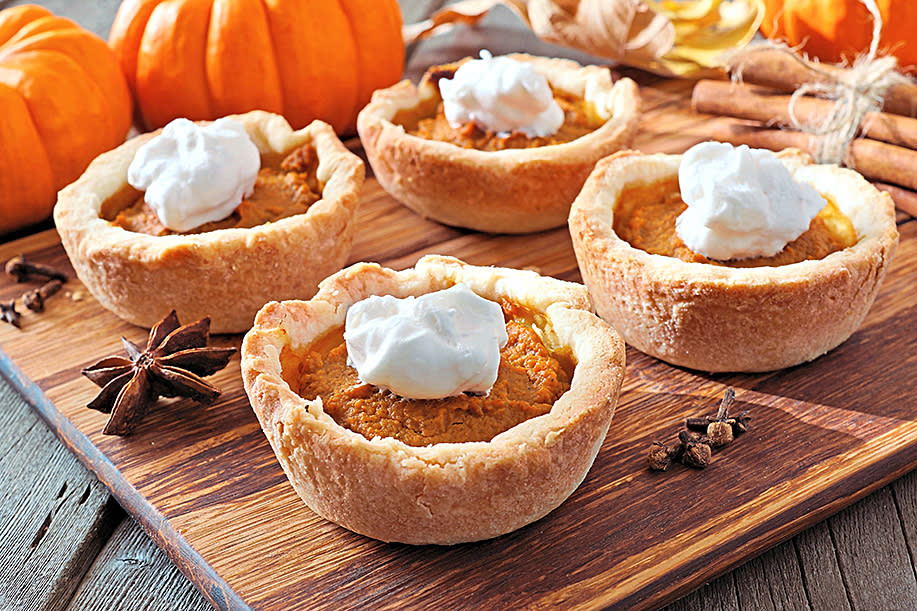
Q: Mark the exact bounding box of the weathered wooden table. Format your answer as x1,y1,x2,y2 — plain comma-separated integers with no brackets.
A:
2,1,916,609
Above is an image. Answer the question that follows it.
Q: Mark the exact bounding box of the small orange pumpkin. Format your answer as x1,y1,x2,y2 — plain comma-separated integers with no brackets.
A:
108,0,405,134
0,4,132,234
761,0,917,72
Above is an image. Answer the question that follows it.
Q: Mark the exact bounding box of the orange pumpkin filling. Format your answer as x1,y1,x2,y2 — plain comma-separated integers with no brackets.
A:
110,144,322,236
613,177,857,267
284,300,572,446
394,67,599,152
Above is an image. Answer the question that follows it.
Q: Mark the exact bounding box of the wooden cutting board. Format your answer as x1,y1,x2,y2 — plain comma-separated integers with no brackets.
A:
1,76,915,611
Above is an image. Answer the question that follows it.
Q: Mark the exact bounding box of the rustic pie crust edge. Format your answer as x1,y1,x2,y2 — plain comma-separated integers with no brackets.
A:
569,149,900,373
357,53,641,234
240,255,626,545
54,110,364,334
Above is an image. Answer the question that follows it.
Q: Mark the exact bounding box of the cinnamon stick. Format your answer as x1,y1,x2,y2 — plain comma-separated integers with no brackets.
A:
727,48,917,118
692,79,917,150
711,123,812,152
873,182,917,218
710,122,917,192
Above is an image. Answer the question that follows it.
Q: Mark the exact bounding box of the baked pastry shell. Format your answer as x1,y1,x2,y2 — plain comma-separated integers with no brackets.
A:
241,255,626,545
54,110,365,334
357,54,641,234
569,149,900,373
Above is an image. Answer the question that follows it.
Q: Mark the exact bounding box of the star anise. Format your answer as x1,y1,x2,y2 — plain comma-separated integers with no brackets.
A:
82,310,236,436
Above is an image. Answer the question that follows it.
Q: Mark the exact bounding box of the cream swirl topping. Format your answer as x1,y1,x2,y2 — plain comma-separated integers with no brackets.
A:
344,284,509,400
438,50,564,137
676,141,826,260
127,117,260,232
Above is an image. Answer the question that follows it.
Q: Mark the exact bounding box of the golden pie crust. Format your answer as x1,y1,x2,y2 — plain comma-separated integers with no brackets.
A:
54,111,364,334
240,255,626,544
569,148,899,372
357,54,641,234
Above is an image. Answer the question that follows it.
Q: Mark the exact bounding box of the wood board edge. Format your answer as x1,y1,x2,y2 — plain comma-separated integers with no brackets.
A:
0,348,252,611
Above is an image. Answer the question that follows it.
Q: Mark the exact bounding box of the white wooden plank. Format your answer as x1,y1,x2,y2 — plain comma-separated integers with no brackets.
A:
891,469,917,586
66,518,210,611
665,573,740,611
733,541,809,611
733,540,810,611
0,380,119,611
828,487,917,610
794,521,852,610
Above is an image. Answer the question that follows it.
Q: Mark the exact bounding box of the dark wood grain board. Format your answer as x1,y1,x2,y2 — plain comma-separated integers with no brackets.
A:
1,76,915,610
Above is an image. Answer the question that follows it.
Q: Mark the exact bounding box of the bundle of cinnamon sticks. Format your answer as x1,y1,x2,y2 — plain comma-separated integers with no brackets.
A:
691,47,917,217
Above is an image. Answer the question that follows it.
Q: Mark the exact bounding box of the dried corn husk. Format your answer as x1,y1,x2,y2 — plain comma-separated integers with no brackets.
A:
404,0,765,77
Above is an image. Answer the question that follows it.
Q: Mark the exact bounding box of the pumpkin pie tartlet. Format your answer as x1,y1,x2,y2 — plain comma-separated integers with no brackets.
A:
568,148,899,372
240,255,626,544
54,110,364,334
357,53,640,234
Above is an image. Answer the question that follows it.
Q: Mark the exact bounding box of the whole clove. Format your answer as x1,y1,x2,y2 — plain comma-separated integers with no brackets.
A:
22,279,64,313
1,299,21,328
4,254,67,284
706,420,734,448
647,441,675,471
705,388,736,448
680,436,712,469
2,255,69,327
725,410,752,436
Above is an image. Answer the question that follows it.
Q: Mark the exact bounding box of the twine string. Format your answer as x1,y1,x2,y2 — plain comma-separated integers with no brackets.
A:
730,0,910,164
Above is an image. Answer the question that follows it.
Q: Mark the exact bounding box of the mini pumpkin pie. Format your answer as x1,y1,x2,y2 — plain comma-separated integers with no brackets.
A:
240,255,626,545
54,110,364,334
569,147,899,372
357,53,640,234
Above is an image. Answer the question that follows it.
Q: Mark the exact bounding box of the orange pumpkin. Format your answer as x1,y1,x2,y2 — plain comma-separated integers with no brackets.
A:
108,0,405,134
761,0,917,72
0,4,132,234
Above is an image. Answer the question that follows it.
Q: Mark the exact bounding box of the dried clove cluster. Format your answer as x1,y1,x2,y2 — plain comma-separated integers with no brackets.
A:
647,388,750,471
2,255,68,328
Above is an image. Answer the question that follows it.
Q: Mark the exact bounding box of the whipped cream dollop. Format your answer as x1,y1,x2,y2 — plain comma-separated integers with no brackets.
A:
438,50,564,137
127,117,260,232
676,141,826,260
343,284,509,400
